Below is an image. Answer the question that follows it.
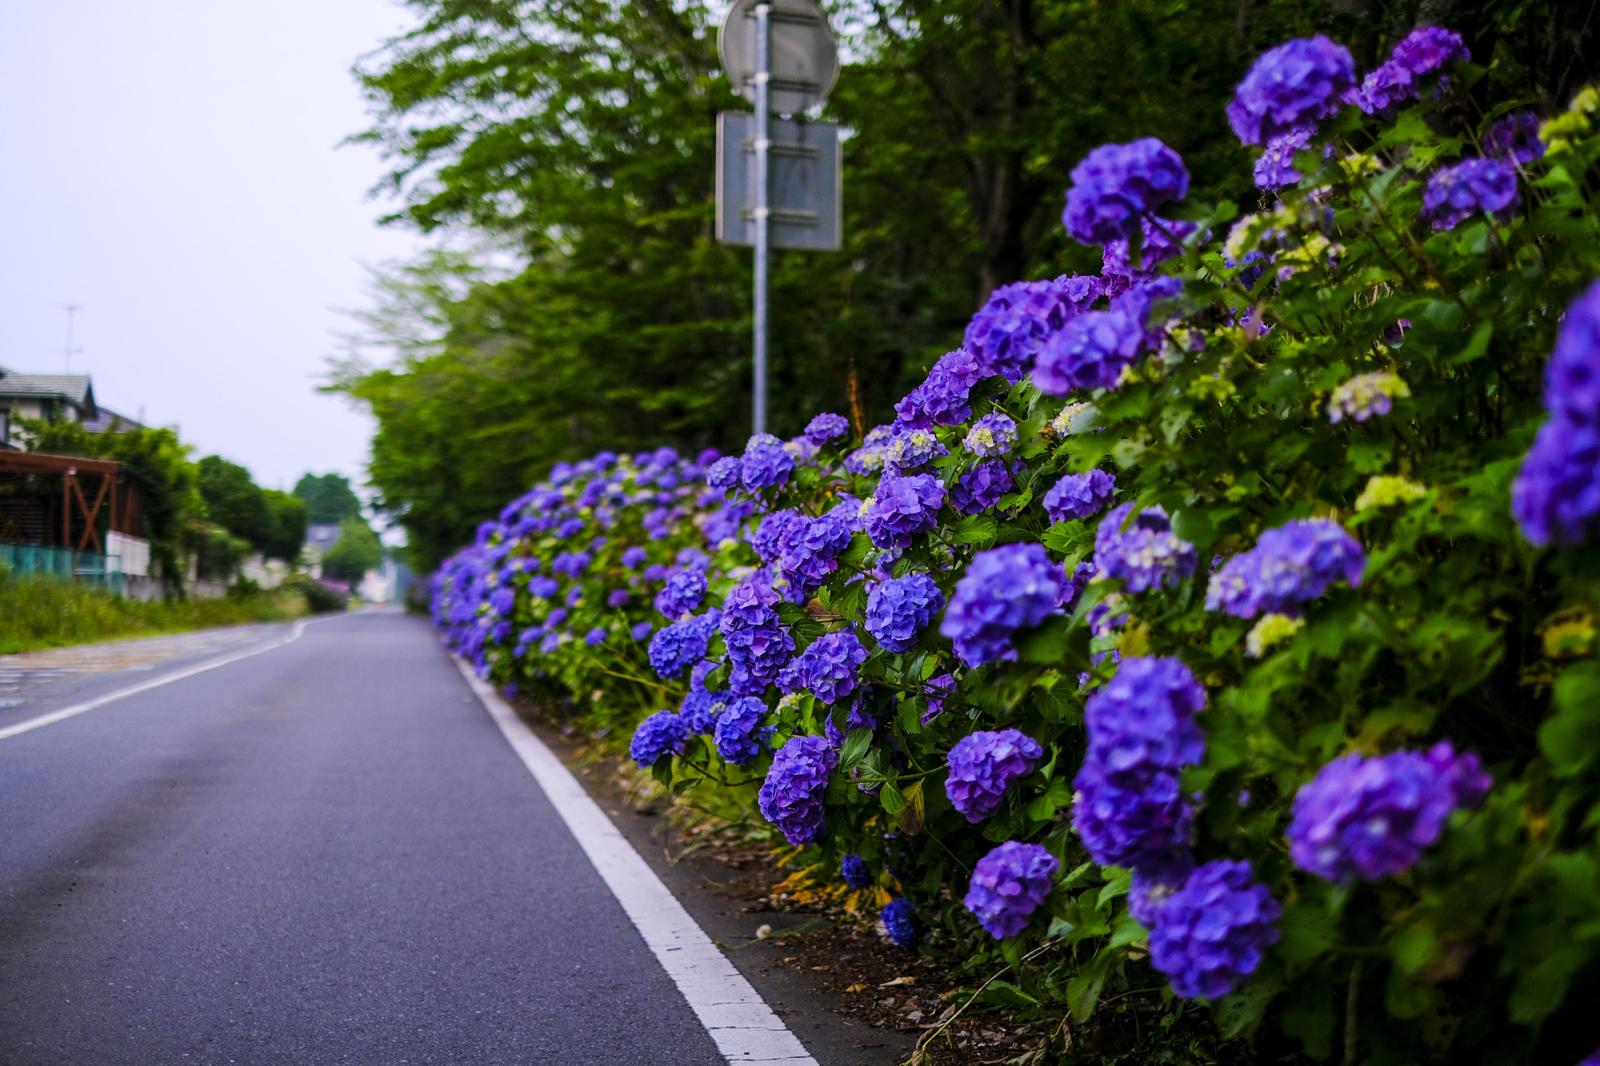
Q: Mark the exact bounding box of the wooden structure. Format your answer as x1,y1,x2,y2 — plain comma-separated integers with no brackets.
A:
0,451,143,557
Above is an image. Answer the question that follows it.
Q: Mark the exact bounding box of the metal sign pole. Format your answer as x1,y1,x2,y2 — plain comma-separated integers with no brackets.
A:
752,2,771,436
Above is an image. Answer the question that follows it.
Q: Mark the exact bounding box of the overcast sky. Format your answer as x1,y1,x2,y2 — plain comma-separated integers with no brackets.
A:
0,0,423,493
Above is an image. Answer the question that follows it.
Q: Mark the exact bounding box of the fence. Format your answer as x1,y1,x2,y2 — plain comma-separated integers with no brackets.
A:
0,544,125,596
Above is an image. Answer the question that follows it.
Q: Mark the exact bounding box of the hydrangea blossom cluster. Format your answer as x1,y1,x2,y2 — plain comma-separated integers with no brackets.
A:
963,275,1103,381
949,460,1015,515
944,729,1044,823
882,425,948,472
1287,744,1490,881
1032,309,1146,396
894,349,989,426
1422,158,1519,231
1102,218,1194,295
1515,280,1600,545
654,567,707,620
758,734,838,845
740,433,795,491
773,509,855,601
1147,860,1281,999
1227,36,1356,146
804,411,849,445
881,898,920,949
1205,518,1365,619
629,710,686,767
648,611,716,678
864,573,945,653
719,577,796,695
713,696,771,765
1253,126,1315,191
1327,370,1411,423
1093,505,1198,594
791,629,868,704
1042,469,1116,523
940,543,1068,667
862,473,946,549
841,853,872,890
679,687,728,734
1351,26,1468,114
1062,138,1190,247
1484,110,1546,166
963,841,1059,939
962,412,1018,457
1072,657,1206,870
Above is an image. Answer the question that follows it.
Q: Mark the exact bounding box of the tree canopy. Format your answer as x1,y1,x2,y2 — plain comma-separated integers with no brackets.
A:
292,473,363,525
319,515,383,584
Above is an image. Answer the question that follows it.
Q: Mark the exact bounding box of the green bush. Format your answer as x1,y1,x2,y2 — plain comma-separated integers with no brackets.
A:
279,573,350,614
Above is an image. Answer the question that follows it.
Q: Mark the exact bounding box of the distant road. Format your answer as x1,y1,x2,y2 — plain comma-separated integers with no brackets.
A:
0,612,749,1065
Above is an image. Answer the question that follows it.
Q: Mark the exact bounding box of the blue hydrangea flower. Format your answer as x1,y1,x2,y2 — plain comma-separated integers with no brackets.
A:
1094,505,1198,594
751,509,804,565
719,580,795,696
1515,282,1600,545
1543,279,1600,428
894,349,990,427
679,687,728,734
963,413,1018,457
945,729,1044,823
1424,739,1494,809
741,433,795,491
1083,656,1207,779
648,611,715,678
841,853,872,889
1205,518,1365,618
862,473,946,549
881,898,921,949
792,629,868,704
921,672,956,723
631,621,655,641
949,459,1015,515
1354,26,1468,113
1072,758,1195,870
1101,218,1194,296
713,696,771,765
1254,126,1315,191
940,543,1067,668
1043,469,1116,523
606,588,632,608
964,275,1104,381
1148,860,1281,999
882,425,948,473
865,573,945,653
963,841,1059,939
1227,36,1356,146
1484,110,1545,166
622,545,649,568
1062,138,1190,247
1422,158,1519,231
655,567,708,620
805,411,850,445
706,456,743,491
1288,746,1488,882
630,710,687,767
1032,310,1146,396
774,510,855,601
584,627,607,646
1129,855,1195,929
758,734,838,844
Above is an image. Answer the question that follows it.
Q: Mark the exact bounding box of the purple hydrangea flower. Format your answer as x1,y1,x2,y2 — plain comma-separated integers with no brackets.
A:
622,545,649,568
1542,279,1600,428
1062,138,1190,247
940,543,1068,668
963,841,1059,939
841,853,872,889
606,588,632,608
921,673,956,723
963,413,1018,457
945,729,1044,823
805,411,850,445
865,573,945,653
1148,860,1281,999
1043,469,1116,523
862,474,946,550
719,582,795,696
713,696,770,765
1352,28,1468,114
1515,412,1600,546
1205,518,1365,619
882,425,948,473
648,611,715,678
679,687,728,734
1129,856,1195,928
894,349,990,427
775,510,855,601
1102,218,1195,295
1484,110,1546,166
741,433,795,491
758,734,838,844
631,621,655,641
1083,657,1207,779
792,629,868,705
1424,739,1494,809
1288,746,1488,881
1094,505,1198,594
1032,310,1146,396
655,567,708,620
1228,36,1356,146
964,275,1104,381
949,459,1015,515
1422,158,1519,231
1254,126,1315,191
629,710,687,767
584,626,607,646
881,898,921,949
707,456,742,491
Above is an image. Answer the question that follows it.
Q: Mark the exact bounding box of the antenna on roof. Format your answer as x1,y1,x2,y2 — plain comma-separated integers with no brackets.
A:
59,302,84,373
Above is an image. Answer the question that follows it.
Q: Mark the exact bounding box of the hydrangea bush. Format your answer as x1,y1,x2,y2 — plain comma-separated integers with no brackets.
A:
429,37,1600,1064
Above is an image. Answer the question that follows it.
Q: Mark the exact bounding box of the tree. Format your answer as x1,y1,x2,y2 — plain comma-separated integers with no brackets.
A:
292,473,362,525
260,490,308,564
319,516,382,584
197,455,271,552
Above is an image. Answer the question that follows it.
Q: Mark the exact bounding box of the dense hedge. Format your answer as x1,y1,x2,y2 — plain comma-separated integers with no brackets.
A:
431,28,1600,1065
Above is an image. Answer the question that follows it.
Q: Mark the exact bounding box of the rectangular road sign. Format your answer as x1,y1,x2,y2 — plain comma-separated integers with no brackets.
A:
716,112,842,252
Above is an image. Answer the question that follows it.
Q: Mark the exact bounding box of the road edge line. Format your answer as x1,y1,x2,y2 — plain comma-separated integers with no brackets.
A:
454,658,819,1066
0,614,337,743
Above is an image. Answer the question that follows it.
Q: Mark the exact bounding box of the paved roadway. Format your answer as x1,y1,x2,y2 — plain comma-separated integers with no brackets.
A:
0,611,733,1065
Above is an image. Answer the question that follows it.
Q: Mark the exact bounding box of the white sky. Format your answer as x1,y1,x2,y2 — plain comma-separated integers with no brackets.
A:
0,0,423,492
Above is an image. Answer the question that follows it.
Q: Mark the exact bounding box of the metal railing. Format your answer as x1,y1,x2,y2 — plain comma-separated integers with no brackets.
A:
0,544,125,595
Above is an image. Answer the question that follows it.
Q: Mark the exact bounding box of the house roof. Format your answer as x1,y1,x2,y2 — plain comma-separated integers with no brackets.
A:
81,404,143,434
304,523,343,552
0,366,96,410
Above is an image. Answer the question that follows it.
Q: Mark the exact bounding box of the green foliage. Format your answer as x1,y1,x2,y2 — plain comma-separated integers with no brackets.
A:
260,489,309,563
320,515,382,583
279,572,350,614
197,454,272,553
291,472,362,525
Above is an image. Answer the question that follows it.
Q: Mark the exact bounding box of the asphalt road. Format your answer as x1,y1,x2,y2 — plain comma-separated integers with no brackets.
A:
0,611,729,1065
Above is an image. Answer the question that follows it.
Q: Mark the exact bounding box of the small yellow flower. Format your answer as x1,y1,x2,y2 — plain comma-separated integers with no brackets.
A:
1246,614,1305,658
1355,474,1427,512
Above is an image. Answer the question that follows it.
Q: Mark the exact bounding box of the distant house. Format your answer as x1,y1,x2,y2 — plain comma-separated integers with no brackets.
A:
0,366,98,449
303,522,342,566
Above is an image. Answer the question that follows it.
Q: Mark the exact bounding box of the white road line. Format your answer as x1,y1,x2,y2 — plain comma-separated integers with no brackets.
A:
0,617,337,743
456,661,819,1066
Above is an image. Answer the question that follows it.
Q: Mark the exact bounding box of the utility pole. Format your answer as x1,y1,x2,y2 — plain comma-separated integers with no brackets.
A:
59,303,84,373
751,2,770,436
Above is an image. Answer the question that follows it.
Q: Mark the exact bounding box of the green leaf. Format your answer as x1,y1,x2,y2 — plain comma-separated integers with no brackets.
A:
1540,662,1600,776
838,727,874,771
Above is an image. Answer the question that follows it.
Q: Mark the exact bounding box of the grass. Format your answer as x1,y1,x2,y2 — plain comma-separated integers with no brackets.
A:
0,574,322,654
